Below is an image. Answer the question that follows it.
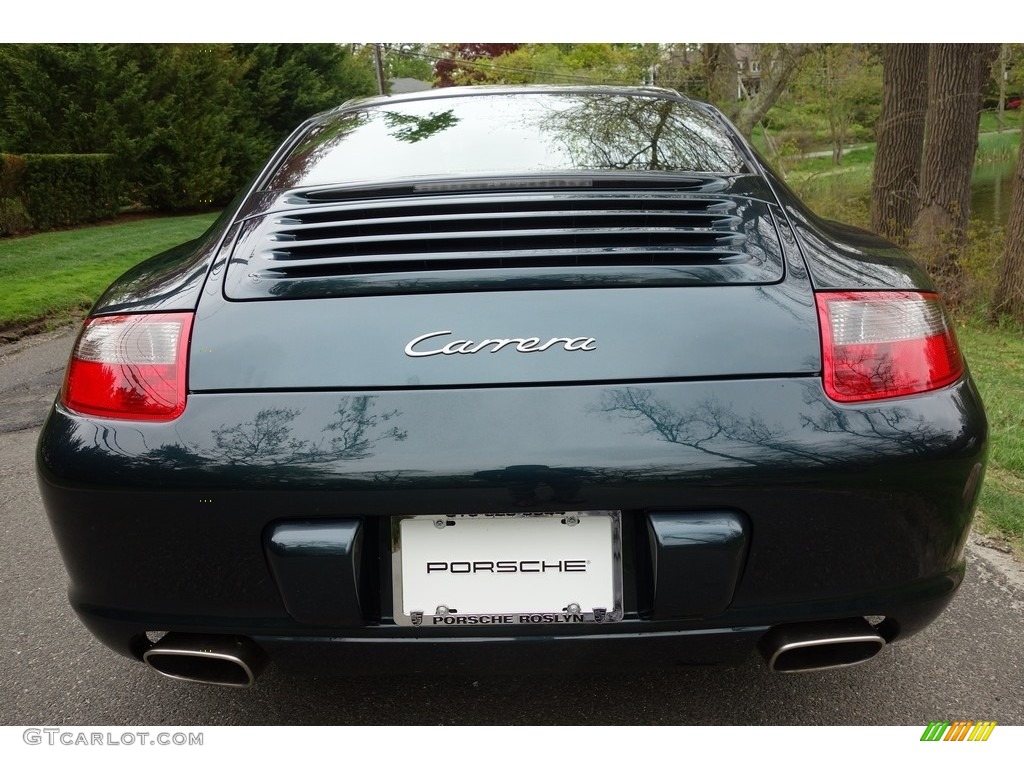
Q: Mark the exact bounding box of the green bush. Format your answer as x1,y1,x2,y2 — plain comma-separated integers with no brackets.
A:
1,153,119,231
0,154,34,235
0,44,378,214
0,152,27,195
0,197,33,236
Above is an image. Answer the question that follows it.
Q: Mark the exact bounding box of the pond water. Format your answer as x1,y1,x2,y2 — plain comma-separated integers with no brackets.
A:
971,159,1017,224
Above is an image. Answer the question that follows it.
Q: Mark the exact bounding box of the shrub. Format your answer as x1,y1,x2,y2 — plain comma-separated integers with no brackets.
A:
0,197,33,236
0,153,120,232
0,153,27,195
0,154,34,235
19,154,120,229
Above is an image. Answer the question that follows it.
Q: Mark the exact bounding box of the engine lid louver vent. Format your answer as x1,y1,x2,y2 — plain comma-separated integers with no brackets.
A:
225,189,785,300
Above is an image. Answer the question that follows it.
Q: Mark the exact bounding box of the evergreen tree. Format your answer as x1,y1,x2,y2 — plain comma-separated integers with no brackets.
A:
0,43,378,212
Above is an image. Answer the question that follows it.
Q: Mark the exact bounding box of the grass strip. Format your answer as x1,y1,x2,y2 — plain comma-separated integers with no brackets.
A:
0,213,218,331
956,321,1024,554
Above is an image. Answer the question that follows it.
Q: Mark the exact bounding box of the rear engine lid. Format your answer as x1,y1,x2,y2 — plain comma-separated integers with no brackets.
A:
225,182,784,300
193,179,818,391
189,283,818,391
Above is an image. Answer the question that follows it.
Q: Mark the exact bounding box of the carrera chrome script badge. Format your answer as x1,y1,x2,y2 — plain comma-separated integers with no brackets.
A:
405,330,597,358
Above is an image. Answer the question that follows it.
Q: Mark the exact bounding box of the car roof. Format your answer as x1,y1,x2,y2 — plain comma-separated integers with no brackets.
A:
322,84,695,119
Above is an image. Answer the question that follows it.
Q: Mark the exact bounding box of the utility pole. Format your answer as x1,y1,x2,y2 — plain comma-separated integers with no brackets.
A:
374,44,386,96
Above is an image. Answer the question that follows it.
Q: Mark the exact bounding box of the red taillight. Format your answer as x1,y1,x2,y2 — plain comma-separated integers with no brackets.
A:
62,312,193,421
816,291,964,403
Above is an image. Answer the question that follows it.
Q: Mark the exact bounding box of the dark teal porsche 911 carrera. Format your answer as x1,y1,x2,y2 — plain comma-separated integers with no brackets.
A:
36,86,987,686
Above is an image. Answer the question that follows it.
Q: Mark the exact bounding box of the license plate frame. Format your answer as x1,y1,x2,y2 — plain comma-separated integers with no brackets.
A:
391,511,622,628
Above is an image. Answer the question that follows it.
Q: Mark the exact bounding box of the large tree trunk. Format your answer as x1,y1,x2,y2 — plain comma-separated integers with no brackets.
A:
870,44,928,245
703,44,738,111
991,126,1024,324
911,44,997,306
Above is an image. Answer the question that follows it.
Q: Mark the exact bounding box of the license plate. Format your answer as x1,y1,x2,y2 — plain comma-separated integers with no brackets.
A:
392,512,622,627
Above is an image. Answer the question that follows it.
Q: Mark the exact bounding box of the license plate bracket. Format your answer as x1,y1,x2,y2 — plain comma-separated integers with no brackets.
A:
392,511,622,628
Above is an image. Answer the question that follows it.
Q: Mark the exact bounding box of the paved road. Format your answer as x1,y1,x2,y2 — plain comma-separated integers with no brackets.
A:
2,330,1022,726
0,327,73,434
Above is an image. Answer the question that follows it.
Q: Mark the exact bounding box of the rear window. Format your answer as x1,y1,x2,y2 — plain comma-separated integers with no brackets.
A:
264,91,750,190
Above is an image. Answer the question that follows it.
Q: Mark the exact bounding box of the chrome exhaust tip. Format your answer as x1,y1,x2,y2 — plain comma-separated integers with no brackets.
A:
143,633,268,687
759,618,885,673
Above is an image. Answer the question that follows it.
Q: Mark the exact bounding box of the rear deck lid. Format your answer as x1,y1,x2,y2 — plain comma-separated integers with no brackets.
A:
191,186,818,391
190,90,819,390
225,184,786,300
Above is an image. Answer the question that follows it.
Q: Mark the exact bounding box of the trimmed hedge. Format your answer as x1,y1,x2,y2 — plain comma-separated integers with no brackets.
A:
0,153,120,234
0,153,30,235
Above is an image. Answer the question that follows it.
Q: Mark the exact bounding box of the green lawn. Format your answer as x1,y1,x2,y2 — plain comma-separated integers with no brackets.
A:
0,213,218,332
956,322,1024,553
978,108,1023,134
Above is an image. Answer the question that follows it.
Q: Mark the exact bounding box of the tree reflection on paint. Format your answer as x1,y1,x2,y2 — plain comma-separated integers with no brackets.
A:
596,385,948,467
202,397,406,467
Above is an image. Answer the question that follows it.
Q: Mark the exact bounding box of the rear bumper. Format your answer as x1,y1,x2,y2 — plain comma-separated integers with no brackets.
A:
72,576,960,675
37,374,987,671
